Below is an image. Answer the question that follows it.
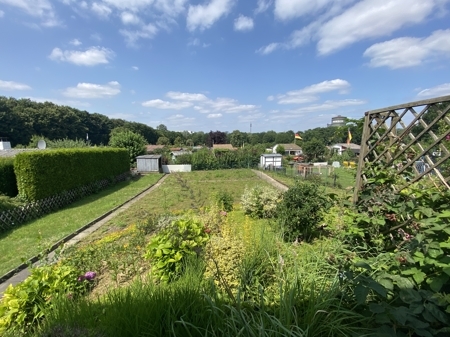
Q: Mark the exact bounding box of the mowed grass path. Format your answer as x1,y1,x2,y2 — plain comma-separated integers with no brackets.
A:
81,169,273,243
0,174,163,276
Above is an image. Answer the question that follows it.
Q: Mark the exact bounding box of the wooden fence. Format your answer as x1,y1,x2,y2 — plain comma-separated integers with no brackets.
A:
354,95,450,202
0,172,130,233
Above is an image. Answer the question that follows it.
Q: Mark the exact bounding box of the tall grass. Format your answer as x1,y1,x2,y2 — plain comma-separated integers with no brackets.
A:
32,237,371,337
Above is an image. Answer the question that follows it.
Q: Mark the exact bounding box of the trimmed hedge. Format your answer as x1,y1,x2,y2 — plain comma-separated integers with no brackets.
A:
0,158,18,197
14,148,129,201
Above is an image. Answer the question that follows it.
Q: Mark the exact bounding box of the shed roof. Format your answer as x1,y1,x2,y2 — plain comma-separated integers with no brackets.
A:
213,144,237,150
276,143,302,151
136,155,162,159
0,149,40,158
261,153,282,157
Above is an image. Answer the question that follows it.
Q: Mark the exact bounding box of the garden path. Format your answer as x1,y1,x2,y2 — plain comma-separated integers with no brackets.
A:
0,175,168,296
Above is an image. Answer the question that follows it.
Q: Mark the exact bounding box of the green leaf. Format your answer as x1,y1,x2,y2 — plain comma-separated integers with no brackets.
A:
355,284,370,305
428,274,449,292
378,278,394,291
424,302,449,324
412,271,427,285
399,288,422,304
354,261,372,270
369,303,385,313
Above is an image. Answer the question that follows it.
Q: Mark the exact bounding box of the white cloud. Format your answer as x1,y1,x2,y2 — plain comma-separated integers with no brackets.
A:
207,113,222,118
120,11,141,25
317,0,437,55
234,15,253,31
289,99,366,114
187,0,235,31
256,43,280,55
0,80,31,90
0,0,61,26
102,0,153,11
417,83,450,98
166,91,208,101
255,0,272,14
364,29,450,69
205,97,258,113
26,96,91,108
142,99,193,110
0,10,4,17
132,66,139,70
120,23,158,46
70,38,82,46
274,0,334,21
49,46,114,66
91,2,112,17
154,0,187,17
275,79,351,104
62,81,121,99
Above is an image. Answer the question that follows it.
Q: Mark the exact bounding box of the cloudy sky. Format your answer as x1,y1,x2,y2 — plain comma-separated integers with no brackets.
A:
1,0,450,132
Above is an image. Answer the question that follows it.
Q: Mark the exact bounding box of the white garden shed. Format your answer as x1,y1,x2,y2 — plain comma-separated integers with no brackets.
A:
260,153,282,169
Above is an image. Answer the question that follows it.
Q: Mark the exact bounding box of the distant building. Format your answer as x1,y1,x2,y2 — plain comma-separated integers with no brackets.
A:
272,143,302,156
327,115,347,127
330,143,361,156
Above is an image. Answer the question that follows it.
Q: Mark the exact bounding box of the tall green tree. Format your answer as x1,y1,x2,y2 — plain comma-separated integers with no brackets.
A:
109,130,146,164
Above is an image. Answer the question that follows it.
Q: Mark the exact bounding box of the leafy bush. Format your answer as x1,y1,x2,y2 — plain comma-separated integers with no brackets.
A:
215,190,234,212
0,158,17,197
108,130,146,164
276,182,329,241
0,265,93,334
241,185,281,219
14,148,129,201
143,217,209,283
338,164,450,336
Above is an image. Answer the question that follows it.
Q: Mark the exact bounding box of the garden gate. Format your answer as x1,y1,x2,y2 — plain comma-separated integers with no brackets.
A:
354,95,450,202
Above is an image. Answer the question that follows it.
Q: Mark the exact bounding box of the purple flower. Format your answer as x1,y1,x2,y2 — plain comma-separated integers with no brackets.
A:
84,271,97,281
77,275,86,282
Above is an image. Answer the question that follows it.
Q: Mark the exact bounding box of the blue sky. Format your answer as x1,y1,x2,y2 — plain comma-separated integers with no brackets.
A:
0,0,449,133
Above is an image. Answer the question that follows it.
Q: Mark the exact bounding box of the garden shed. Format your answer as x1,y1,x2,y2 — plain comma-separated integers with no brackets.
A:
260,153,282,169
136,155,162,173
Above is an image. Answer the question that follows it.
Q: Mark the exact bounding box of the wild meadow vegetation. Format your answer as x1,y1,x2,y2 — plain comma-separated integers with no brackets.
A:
1,166,449,336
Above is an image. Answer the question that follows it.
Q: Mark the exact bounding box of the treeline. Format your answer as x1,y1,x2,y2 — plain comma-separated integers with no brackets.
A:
0,96,363,148
0,97,159,146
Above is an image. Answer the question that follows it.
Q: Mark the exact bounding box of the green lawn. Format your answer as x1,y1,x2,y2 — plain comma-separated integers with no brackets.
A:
0,174,163,276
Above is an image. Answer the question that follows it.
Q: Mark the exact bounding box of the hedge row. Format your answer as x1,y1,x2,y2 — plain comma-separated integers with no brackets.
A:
0,158,18,197
14,148,129,201
176,148,262,170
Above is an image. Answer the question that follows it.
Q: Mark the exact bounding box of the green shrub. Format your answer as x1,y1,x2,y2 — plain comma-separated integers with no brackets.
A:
241,185,282,219
215,190,234,212
0,265,92,334
108,130,146,164
143,217,210,283
276,182,329,241
14,148,129,201
0,158,17,197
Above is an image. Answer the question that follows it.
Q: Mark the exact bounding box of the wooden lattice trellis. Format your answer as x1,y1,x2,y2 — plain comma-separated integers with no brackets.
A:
0,172,130,233
354,95,450,202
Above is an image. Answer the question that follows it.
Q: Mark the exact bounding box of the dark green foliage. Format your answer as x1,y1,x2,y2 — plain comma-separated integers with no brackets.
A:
108,130,146,163
276,182,329,241
0,158,17,197
215,190,234,212
338,164,450,336
189,146,264,170
14,148,129,201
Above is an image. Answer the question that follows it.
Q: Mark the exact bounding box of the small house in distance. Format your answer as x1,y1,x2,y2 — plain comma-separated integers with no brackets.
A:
272,143,302,156
331,143,361,156
136,155,162,173
260,153,282,169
